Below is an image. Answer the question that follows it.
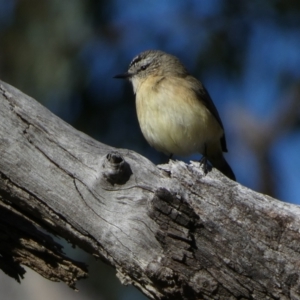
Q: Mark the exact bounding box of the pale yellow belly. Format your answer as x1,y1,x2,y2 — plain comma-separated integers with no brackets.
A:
135,77,223,156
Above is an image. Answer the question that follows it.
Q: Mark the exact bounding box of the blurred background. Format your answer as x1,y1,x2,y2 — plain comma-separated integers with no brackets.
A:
0,0,300,299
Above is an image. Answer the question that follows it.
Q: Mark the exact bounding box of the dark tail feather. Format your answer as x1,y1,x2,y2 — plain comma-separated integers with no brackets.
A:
211,155,236,181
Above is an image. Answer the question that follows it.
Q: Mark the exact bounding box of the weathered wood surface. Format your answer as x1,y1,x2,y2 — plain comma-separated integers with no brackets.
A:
1,80,300,299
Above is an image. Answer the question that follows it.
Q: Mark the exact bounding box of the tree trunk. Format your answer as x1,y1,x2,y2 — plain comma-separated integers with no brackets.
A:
0,80,300,300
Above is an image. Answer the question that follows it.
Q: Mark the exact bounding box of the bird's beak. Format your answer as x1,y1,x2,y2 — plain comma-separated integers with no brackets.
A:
113,72,132,79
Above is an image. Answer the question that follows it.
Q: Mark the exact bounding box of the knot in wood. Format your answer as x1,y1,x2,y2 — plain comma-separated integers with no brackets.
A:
102,151,132,185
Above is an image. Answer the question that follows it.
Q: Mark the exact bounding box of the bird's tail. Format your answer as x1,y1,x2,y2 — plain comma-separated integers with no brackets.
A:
210,155,236,181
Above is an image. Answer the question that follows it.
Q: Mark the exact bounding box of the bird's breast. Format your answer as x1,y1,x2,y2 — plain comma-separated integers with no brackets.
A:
135,76,223,156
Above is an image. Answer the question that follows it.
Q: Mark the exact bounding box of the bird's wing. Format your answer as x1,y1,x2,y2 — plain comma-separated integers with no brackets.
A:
189,76,228,152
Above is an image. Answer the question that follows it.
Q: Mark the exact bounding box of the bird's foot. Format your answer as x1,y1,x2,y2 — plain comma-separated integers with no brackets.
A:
199,156,209,175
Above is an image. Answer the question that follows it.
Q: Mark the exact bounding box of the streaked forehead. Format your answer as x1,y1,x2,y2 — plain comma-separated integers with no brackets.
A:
129,52,150,68
129,50,158,68
129,54,143,68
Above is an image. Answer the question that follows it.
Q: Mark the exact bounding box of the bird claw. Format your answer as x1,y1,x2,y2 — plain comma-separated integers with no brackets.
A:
199,156,209,175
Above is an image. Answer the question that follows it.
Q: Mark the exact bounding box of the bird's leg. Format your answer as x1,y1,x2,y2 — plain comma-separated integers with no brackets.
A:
199,144,209,175
163,153,173,164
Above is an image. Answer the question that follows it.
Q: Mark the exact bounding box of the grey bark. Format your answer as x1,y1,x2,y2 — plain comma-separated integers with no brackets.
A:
1,80,300,300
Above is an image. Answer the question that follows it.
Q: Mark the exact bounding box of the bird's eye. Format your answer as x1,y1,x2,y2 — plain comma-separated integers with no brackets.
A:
141,64,148,71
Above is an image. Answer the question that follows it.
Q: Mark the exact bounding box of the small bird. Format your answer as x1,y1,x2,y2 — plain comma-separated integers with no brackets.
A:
114,50,236,181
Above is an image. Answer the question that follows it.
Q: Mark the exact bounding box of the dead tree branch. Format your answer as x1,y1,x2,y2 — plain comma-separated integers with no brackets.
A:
1,80,300,299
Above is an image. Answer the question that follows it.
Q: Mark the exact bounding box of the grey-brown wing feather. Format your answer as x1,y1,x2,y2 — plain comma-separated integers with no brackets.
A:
189,76,228,152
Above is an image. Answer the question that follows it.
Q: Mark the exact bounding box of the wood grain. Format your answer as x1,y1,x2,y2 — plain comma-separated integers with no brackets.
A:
1,80,300,299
